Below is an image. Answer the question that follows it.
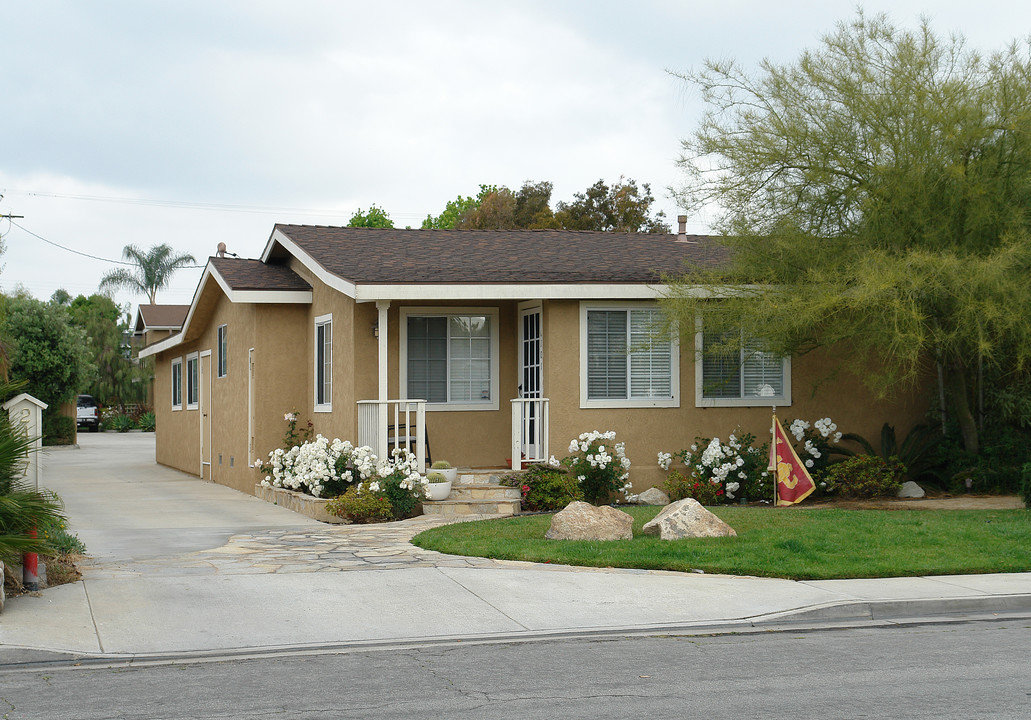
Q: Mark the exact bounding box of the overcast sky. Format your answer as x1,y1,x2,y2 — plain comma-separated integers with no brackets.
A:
2,1,1029,316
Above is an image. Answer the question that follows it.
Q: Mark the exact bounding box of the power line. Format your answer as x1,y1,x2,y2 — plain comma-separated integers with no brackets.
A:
10,220,205,268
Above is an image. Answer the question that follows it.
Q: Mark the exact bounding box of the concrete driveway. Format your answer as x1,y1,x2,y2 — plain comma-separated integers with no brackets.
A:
2,433,1029,660
40,432,323,564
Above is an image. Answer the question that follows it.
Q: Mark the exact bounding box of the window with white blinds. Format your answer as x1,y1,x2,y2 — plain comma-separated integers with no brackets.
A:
314,314,332,411
402,309,499,411
582,305,678,408
697,327,789,406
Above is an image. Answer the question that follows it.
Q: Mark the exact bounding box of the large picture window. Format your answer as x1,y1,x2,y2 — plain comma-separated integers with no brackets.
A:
314,314,332,411
171,357,182,410
695,325,790,407
580,304,679,408
186,352,199,410
401,308,499,411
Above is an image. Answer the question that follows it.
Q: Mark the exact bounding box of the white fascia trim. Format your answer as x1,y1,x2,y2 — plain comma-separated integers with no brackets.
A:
263,228,357,298
356,283,667,302
139,331,186,359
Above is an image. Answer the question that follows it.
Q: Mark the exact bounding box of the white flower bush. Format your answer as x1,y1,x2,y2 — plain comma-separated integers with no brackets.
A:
261,435,387,498
658,431,770,503
564,430,635,503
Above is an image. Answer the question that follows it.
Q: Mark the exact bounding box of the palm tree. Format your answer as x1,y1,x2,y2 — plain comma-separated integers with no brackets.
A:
98,243,198,303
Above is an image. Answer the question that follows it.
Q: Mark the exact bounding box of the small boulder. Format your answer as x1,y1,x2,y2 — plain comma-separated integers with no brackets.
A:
636,487,671,506
897,481,925,498
545,501,633,541
642,498,737,540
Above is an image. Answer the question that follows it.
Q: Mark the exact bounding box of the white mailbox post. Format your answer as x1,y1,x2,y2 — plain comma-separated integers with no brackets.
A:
3,393,48,490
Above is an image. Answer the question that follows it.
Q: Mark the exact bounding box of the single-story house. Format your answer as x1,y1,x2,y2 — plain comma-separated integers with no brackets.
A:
139,221,926,496
133,304,190,406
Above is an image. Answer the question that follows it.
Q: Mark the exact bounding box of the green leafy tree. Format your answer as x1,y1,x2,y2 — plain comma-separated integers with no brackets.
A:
98,243,197,303
67,294,143,407
347,204,395,228
514,180,559,229
421,192,483,229
554,178,670,233
664,11,1031,454
455,186,517,229
1,292,94,440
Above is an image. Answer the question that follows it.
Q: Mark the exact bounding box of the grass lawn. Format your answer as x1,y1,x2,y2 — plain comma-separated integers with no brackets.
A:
411,505,1031,580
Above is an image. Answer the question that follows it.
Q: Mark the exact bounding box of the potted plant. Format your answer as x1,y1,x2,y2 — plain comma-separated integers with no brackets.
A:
430,460,458,484
425,471,452,501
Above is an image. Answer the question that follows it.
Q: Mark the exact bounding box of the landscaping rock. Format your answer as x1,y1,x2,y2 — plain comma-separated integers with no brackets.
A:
636,487,671,506
545,501,633,541
897,481,925,498
641,498,737,540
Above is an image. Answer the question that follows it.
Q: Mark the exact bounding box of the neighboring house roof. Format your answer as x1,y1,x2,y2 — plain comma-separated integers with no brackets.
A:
133,304,190,335
209,257,313,292
263,225,727,285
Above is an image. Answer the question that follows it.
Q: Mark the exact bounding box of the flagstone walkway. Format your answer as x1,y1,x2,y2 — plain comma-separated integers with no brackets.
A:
79,515,564,579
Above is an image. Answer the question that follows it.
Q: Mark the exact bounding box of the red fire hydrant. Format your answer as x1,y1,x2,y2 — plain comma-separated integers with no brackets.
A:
23,528,39,592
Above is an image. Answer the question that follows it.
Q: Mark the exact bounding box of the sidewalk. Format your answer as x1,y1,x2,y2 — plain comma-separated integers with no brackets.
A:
2,434,1029,661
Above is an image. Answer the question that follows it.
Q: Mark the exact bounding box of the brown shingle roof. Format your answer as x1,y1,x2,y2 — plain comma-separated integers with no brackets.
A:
273,225,727,284
210,257,311,291
136,304,190,330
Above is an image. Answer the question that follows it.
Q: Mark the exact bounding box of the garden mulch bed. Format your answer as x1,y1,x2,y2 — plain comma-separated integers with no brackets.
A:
807,495,1024,510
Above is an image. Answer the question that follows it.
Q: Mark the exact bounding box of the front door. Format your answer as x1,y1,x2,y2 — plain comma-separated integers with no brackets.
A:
518,306,542,456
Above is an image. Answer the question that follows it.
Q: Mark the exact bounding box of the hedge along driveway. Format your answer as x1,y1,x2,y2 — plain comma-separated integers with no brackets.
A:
410,505,1031,581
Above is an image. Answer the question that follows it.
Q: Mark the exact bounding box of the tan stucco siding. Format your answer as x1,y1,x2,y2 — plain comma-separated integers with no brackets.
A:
542,299,928,494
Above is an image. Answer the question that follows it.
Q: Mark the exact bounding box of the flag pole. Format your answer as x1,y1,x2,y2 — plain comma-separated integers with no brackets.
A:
771,405,777,507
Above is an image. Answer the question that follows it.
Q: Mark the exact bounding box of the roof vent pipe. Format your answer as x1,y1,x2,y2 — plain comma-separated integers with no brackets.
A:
677,215,687,241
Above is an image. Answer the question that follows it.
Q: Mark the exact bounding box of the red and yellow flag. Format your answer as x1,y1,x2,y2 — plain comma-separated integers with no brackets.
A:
768,415,816,506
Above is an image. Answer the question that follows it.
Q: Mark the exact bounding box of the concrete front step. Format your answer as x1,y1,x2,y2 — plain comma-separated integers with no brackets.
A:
449,484,522,501
455,469,518,486
422,498,521,517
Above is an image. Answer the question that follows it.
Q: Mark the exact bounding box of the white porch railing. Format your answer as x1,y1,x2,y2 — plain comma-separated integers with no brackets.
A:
357,399,427,474
511,397,549,471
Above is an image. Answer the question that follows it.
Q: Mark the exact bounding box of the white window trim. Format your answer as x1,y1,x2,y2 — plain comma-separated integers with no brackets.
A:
399,306,500,412
693,316,792,408
171,356,183,411
314,313,332,413
217,324,227,378
186,352,199,410
579,301,680,409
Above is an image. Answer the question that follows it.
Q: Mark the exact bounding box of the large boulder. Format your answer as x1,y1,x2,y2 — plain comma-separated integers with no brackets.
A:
545,501,634,541
636,487,671,506
897,481,925,498
642,498,737,540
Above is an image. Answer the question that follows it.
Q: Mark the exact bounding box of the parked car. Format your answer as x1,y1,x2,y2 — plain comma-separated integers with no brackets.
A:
76,394,100,432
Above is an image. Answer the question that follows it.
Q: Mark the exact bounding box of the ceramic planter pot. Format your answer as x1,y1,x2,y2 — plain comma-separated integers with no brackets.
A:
425,479,452,501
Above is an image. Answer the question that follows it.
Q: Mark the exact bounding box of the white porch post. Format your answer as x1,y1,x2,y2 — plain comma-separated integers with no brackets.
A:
376,300,390,462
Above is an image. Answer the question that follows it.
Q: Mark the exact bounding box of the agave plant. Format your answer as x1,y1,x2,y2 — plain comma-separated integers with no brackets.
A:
839,422,942,482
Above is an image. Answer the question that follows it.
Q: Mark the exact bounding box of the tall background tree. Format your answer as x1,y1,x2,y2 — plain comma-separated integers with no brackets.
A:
98,243,197,303
67,294,143,408
664,12,1031,463
422,178,669,232
348,204,395,228
0,292,94,443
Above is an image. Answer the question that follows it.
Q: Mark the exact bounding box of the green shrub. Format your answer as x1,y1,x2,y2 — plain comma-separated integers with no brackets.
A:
502,464,583,512
42,414,76,446
111,414,135,433
664,469,724,505
137,412,156,432
381,474,422,519
39,516,86,554
1021,463,1031,509
326,484,394,523
822,455,905,499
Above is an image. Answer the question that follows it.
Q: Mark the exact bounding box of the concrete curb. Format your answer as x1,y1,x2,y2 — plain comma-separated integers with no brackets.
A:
752,593,1031,624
